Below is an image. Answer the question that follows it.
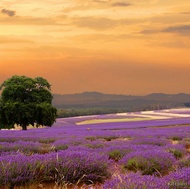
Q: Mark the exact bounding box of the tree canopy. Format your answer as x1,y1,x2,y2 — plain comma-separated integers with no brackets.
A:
0,75,57,130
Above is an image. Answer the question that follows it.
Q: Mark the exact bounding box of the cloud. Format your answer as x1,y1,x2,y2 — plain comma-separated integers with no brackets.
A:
72,17,119,30
0,15,68,26
91,0,110,2
1,9,16,17
72,16,139,30
140,29,158,34
141,25,190,36
163,25,190,35
112,2,131,7
0,36,33,44
180,11,190,14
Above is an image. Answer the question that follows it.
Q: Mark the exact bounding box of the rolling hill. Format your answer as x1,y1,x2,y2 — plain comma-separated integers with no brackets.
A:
52,92,190,110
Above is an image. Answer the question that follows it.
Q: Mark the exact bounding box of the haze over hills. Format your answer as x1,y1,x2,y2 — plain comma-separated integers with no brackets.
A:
52,92,190,110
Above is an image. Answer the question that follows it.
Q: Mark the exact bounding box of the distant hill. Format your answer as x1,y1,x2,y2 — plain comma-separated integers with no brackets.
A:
52,92,190,110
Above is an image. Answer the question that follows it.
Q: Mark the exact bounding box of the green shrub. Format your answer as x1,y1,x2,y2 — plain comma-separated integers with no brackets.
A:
85,143,104,149
85,136,96,141
108,150,124,161
179,157,190,168
54,144,68,152
120,150,176,176
171,136,183,141
169,149,183,159
39,138,55,144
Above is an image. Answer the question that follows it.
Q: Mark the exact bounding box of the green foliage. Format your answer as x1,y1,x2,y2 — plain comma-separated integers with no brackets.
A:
122,152,175,176
182,138,190,149
179,157,190,168
39,138,56,144
54,144,69,152
108,150,124,161
85,136,97,141
170,136,183,141
102,136,119,141
85,143,104,149
168,149,183,159
0,75,57,130
124,157,165,176
184,102,190,107
183,138,190,141
57,108,122,118
124,157,144,172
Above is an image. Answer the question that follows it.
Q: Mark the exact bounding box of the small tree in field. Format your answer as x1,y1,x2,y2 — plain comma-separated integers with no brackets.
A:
0,75,57,130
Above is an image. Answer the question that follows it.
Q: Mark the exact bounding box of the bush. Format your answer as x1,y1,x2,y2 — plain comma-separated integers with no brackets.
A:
103,136,119,141
108,150,124,161
54,144,68,151
0,141,42,155
0,153,47,188
52,140,69,152
85,141,105,149
105,146,133,161
103,173,166,189
119,150,176,176
165,144,186,159
184,142,190,149
172,150,183,159
0,150,111,187
103,168,190,189
179,156,190,168
85,136,96,141
170,136,183,141
131,137,170,146
39,138,55,144
45,150,111,184
166,168,190,189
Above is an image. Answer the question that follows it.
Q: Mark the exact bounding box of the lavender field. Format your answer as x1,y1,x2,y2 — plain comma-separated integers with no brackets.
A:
0,108,190,189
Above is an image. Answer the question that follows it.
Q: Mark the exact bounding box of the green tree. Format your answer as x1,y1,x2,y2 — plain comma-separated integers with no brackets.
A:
0,75,57,130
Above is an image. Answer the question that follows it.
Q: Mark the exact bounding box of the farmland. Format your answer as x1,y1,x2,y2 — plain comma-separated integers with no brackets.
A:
0,108,190,189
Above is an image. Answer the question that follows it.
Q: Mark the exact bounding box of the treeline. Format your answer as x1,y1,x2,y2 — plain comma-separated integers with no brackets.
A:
184,103,190,107
57,108,123,118
57,104,180,118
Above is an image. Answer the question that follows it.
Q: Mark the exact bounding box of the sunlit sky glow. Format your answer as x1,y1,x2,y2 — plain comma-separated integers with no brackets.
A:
1,0,190,95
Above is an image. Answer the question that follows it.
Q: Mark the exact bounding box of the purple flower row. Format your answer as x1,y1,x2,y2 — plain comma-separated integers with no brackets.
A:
103,167,190,189
0,150,111,187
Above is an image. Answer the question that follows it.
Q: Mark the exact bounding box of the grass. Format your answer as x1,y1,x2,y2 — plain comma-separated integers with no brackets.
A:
76,117,155,125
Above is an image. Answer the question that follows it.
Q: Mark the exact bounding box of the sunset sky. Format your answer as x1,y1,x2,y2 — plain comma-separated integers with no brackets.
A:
0,0,190,95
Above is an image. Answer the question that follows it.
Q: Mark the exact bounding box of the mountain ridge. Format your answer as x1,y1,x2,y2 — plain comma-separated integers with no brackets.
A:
52,92,190,109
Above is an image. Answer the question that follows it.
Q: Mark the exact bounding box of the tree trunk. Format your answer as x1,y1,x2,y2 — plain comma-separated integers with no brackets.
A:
22,124,27,130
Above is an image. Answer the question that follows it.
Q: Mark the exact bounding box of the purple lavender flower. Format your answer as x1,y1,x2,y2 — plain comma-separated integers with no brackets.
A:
103,173,167,189
119,150,176,176
166,167,190,189
131,137,170,146
164,144,187,159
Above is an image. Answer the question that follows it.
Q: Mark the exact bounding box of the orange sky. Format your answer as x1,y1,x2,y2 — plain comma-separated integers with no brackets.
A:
0,0,190,95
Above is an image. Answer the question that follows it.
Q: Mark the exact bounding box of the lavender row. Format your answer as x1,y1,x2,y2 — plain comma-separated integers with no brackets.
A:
0,150,110,187
103,167,190,189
